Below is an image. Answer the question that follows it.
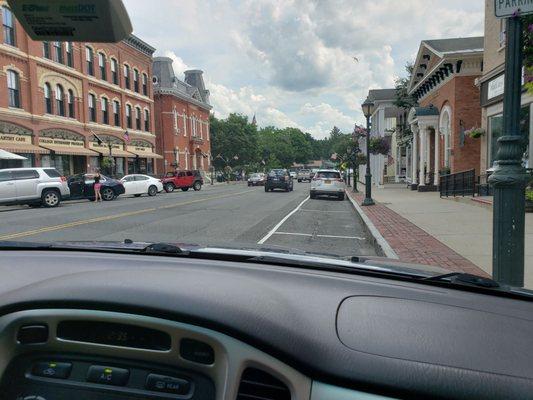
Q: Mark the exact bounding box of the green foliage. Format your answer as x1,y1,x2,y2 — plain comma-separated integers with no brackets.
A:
526,189,533,202
394,62,418,109
524,15,533,95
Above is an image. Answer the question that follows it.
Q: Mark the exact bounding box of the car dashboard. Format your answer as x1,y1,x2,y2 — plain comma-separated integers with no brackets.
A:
0,250,531,400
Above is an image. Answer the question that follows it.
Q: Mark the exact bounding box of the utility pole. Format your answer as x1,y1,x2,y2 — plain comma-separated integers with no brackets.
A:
489,7,531,286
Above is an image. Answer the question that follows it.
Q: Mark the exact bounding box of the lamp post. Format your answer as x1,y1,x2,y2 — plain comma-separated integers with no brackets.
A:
361,98,375,206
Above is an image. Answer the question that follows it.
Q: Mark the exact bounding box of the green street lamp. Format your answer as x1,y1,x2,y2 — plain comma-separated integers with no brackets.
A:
361,97,375,206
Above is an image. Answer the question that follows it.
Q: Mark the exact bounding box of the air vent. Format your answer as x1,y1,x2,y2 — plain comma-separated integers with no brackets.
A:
236,368,291,400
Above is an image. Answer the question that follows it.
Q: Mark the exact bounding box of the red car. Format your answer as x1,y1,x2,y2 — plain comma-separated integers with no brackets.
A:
161,170,204,192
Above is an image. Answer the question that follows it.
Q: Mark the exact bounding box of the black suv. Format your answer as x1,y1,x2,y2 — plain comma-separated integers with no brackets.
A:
265,169,293,192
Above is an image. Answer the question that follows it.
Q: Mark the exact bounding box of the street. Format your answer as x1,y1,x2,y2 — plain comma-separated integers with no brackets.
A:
0,182,376,258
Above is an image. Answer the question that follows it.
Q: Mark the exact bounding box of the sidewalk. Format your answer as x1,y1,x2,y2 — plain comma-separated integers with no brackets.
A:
347,183,533,289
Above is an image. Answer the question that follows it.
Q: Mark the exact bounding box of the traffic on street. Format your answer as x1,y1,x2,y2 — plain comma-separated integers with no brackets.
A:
0,177,375,258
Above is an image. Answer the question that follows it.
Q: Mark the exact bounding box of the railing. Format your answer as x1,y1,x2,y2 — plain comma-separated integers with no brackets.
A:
439,169,476,197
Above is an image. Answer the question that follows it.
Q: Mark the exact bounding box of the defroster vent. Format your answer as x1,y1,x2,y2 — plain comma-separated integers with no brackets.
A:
236,367,291,400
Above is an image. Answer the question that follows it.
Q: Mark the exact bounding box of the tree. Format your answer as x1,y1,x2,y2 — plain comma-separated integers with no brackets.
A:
394,62,417,109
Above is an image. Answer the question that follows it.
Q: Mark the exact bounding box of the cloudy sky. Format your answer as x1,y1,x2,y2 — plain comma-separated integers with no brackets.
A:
123,0,484,139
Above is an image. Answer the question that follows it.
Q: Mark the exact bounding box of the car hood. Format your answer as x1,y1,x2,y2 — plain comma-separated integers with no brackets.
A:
21,240,452,278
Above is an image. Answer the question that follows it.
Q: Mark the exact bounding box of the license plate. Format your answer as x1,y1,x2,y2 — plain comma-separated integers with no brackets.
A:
273,178,278,181
325,180,331,184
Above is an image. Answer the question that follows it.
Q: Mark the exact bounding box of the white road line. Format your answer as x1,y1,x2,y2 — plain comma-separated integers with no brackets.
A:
257,196,310,244
273,232,365,240
299,209,350,213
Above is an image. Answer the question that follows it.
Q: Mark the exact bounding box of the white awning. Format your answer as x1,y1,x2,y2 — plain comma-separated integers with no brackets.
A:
0,149,28,160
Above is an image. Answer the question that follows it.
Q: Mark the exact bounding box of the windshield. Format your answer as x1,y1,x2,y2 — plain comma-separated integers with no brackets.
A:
0,0,531,292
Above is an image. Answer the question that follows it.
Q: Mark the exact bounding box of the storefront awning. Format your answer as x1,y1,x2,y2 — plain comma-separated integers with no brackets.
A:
1,143,50,154
92,148,134,158
39,144,99,156
127,149,163,159
0,149,27,160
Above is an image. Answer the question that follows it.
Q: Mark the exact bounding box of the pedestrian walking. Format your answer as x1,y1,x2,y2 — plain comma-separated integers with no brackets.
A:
94,168,103,202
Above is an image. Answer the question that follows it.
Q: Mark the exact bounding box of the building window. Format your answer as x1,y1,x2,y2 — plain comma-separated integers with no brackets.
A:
2,6,15,46
124,64,130,89
42,41,51,59
144,109,150,131
489,107,531,167
111,58,118,84
135,107,141,130
88,93,96,122
183,114,187,136
86,46,94,76
113,100,120,126
55,84,65,116
44,83,52,114
7,70,20,108
126,104,132,128
98,52,106,80
53,41,63,63
142,73,147,95
65,42,73,67
101,97,109,124
499,19,506,48
133,69,139,92
67,89,74,118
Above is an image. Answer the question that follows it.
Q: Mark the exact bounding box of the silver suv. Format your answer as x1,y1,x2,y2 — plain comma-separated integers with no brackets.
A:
0,168,70,208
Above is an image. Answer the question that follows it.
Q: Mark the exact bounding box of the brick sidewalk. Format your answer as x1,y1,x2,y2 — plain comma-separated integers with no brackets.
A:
347,191,489,277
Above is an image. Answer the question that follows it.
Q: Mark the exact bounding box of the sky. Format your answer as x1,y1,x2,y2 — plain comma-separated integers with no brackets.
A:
123,0,484,139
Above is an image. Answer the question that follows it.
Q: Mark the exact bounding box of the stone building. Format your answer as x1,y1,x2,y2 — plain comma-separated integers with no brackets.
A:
152,57,212,174
0,1,161,176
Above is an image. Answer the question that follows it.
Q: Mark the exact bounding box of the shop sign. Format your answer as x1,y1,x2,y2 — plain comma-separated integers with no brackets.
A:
488,74,505,99
39,137,84,147
89,141,124,151
494,0,533,18
127,144,153,153
0,133,31,144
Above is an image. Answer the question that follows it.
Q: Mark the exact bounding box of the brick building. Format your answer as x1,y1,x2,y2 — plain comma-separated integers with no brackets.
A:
0,1,161,176
153,57,212,174
405,37,484,191
478,0,531,174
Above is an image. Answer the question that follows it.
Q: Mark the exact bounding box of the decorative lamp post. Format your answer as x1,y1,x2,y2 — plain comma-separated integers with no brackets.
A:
361,97,375,206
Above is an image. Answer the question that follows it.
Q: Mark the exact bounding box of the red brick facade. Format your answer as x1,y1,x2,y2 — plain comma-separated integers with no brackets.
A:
420,75,482,174
154,94,211,174
0,3,160,176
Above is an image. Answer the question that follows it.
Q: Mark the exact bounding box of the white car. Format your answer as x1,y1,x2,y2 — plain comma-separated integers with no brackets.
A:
120,174,163,197
310,169,345,200
0,167,70,208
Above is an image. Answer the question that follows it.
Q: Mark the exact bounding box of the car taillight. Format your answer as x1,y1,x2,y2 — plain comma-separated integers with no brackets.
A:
60,176,67,182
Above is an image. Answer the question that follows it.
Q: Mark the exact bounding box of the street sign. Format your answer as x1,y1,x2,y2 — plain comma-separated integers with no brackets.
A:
494,0,533,18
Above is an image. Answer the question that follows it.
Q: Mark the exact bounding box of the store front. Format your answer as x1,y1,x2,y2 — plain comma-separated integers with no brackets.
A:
480,73,533,170
38,130,97,176
0,122,48,169
126,140,162,175
89,135,132,177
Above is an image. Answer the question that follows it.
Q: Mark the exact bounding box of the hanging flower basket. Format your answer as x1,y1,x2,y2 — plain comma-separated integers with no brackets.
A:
465,127,485,139
369,137,390,155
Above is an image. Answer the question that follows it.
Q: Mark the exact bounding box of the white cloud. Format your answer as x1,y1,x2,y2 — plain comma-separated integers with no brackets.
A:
124,0,484,137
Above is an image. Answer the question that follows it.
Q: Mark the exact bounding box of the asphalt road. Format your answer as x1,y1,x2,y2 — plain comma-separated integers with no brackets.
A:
0,182,376,258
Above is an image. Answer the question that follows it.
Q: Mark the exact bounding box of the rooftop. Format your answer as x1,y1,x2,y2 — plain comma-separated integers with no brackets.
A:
423,36,484,55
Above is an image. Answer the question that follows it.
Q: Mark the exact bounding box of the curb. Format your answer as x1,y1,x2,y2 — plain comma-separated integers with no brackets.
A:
346,191,399,259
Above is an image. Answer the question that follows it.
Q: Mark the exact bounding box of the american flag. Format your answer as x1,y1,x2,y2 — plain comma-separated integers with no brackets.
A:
123,131,130,143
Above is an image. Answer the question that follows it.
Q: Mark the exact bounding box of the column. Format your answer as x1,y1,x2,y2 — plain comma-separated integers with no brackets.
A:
411,125,418,184
434,129,440,186
418,127,426,187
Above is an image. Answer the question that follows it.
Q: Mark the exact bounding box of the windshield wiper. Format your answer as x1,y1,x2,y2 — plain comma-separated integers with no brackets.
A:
423,272,500,288
141,243,188,255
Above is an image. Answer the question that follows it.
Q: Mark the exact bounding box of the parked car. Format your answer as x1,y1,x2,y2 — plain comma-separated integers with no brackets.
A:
310,168,319,179
310,169,345,200
161,170,203,192
247,172,266,186
0,167,69,208
265,169,293,192
289,171,297,179
297,169,312,182
120,174,163,197
67,173,125,201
